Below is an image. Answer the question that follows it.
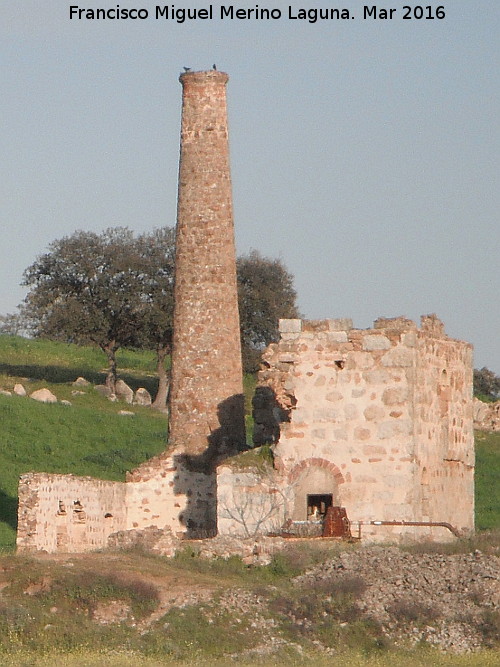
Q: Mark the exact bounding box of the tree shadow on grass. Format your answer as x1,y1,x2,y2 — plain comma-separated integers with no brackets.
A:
0,488,18,531
0,363,105,385
0,363,159,396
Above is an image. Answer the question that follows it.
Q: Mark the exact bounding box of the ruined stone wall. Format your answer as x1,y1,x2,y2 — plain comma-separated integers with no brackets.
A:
16,462,218,553
254,315,474,542
414,316,474,535
126,456,216,538
17,473,126,553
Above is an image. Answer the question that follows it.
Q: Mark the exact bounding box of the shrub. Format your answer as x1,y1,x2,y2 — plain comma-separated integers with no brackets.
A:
311,574,367,598
478,610,500,647
386,598,440,624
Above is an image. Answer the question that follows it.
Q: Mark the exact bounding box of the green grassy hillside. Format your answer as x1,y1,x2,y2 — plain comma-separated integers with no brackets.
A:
0,335,498,551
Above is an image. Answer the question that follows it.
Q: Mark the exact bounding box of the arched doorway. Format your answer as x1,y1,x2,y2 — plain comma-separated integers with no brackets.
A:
288,459,344,521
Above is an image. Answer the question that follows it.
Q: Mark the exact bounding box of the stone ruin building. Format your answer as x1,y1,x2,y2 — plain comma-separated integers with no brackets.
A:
218,315,474,542
16,71,475,553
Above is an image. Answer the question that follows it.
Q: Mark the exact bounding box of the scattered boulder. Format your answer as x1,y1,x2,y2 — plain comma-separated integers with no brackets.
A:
0,389,12,396
72,377,90,387
13,383,27,396
71,390,86,396
115,379,134,404
60,400,72,407
95,385,113,398
30,388,57,403
118,410,134,416
134,387,152,407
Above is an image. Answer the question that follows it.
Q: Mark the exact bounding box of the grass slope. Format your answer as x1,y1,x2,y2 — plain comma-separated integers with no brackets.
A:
0,335,160,394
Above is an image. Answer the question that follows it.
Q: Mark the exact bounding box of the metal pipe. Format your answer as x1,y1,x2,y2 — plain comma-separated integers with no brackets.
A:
368,519,461,538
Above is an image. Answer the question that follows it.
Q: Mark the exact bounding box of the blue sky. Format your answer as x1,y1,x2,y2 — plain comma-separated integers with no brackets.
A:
2,1,499,372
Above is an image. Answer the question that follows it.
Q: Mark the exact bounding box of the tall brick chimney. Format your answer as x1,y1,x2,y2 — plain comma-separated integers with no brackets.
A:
168,70,246,461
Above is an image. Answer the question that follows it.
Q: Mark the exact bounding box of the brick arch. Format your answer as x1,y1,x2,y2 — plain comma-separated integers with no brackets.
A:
288,458,345,485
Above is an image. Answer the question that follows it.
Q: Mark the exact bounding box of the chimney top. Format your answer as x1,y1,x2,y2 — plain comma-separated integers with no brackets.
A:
179,70,228,84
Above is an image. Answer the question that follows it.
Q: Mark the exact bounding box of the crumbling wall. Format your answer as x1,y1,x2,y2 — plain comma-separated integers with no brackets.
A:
17,473,126,553
16,460,218,553
254,315,474,542
126,455,216,538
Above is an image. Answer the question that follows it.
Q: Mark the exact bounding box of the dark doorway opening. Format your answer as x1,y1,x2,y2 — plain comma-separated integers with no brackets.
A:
307,494,333,519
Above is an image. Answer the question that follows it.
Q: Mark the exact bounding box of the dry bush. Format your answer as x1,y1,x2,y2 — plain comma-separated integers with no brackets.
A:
310,574,367,598
478,610,500,647
386,598,440,624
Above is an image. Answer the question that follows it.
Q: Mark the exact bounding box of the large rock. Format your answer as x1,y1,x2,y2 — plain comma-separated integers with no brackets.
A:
115,379,134,404
72,377,90,387
134,387,152,407
95,385,113,398
13,383,27,396
30,388,57,404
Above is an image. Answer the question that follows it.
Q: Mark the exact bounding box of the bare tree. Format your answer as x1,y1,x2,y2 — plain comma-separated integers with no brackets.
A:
218,469,294,538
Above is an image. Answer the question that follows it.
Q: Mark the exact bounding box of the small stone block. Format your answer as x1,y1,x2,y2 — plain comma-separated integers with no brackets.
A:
279,319,302,333
327,318,353,332
362,335,391,351
326,331,348,343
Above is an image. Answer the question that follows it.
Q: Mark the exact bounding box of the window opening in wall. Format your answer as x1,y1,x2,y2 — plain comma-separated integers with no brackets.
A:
307,494,333,520
335,360,345,369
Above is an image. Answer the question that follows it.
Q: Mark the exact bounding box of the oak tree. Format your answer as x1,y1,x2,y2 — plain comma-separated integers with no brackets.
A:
237,250,299,372
23,227,160,391
474,367,500,401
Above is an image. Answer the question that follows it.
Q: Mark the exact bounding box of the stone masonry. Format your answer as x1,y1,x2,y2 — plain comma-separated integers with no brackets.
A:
169,70,245,459
239,314,474,542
